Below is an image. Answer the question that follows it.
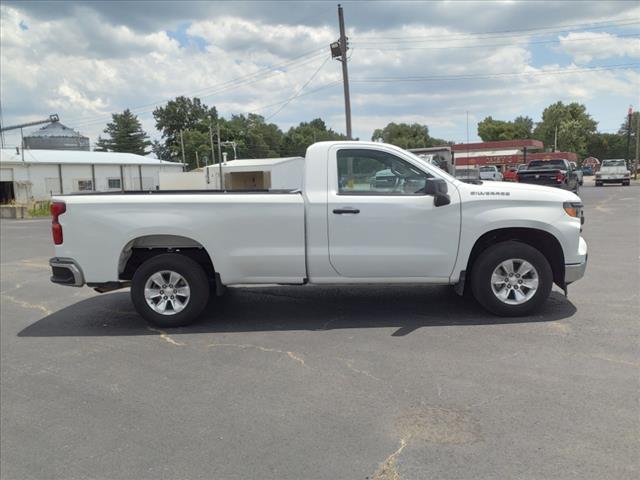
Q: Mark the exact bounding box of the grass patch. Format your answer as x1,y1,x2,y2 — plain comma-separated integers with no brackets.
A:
28,201,51,217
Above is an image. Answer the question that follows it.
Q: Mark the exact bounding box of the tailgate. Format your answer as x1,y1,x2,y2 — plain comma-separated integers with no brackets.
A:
518,170,561,185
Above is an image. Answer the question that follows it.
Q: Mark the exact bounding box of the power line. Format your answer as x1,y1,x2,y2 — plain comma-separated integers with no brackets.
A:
355,18,639,41
265,55,332,120
352,63,639,83
352,33,640,51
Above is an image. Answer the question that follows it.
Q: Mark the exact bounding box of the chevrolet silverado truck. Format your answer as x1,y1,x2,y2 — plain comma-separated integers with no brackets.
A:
517,159,579,193
595,159,631,186
49,141,587,327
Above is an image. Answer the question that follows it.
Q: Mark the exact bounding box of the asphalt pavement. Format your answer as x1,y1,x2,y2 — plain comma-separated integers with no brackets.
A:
1,180,639,480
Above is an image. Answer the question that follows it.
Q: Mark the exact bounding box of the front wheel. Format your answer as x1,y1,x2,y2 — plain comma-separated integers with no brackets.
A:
470,241,553,317
131,253,210,327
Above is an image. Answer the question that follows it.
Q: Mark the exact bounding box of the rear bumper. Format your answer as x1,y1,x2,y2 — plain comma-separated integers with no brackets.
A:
49,257,84,287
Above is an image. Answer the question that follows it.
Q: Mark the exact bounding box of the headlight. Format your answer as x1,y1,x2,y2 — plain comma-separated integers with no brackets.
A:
624,171,631,177
564,201,583,220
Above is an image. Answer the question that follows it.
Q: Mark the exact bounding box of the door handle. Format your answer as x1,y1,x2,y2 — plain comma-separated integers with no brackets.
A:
333,208,360,214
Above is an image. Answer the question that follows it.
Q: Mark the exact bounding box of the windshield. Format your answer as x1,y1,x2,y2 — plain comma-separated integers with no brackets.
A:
404,149,458,182
528,160,566,169
479,166,495,172
602,159,626,167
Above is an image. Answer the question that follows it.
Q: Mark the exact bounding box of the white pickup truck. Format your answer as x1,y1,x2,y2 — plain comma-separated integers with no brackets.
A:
49,141,587,327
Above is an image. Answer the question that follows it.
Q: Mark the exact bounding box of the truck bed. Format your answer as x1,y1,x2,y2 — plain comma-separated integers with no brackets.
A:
53,190,307,285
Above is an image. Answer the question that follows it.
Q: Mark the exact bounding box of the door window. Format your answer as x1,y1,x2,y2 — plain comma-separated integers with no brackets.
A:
337,149,430,195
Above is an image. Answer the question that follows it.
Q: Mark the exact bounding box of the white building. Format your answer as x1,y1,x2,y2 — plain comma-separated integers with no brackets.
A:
159,157,304,191
206,157,304,190
0,148,184,204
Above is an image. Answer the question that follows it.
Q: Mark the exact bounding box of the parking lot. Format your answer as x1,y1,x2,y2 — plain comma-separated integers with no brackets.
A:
1,181,638,480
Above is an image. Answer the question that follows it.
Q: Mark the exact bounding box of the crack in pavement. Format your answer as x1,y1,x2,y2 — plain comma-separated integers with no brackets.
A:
372,437,408,480
1,293,52,316
344,359,381,381
207,342,306,366
146,326,186,346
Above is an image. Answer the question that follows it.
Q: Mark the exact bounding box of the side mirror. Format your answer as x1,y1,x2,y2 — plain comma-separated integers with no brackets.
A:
424,178,451,207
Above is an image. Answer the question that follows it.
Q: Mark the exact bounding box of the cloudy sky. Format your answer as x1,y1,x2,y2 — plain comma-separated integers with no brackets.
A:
1,0,639,149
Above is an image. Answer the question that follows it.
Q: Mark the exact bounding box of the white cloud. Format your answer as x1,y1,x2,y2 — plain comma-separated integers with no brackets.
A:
559,31,640,63
1,2,638,148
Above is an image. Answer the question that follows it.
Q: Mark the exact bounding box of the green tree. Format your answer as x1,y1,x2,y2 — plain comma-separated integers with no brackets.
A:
477,116,533,141
587,133,626,160
371,122,450,149
151,140,173,161
94,109,151,155
371,122,433,149
153,96,218,149
281,118,347,156
220,113,283,159
533,102,597,157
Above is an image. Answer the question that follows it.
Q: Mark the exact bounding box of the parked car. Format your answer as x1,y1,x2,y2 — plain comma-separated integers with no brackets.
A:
595,159,631,186
503,164,526,182
479,165,503,181
569,162,584,186
581,165,594,176
49,141,587,326
455,166,481,183
517,159,579,193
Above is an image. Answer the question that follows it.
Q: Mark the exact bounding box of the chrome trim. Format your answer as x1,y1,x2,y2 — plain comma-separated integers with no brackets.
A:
49,257,84,287
565,257,587,284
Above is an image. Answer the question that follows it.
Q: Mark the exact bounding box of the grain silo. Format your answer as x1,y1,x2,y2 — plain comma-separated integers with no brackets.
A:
23,121,90,151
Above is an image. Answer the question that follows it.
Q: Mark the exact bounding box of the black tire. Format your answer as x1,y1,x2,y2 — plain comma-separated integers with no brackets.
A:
470,241,553,317
595,181,601,187
623,180,630,186
579,180,583,186
131,253,210,327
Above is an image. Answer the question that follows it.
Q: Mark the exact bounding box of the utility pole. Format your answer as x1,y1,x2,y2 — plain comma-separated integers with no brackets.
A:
336,4,352,139
554,125,558,152
466,111,469,144
625,105,633,171
179,129,186,171
209,117,216,165
634,110,639,180
195,150,200,169
217,123,224,189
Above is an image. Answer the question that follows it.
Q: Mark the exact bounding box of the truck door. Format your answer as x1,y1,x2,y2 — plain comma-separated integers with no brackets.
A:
327,147,461,279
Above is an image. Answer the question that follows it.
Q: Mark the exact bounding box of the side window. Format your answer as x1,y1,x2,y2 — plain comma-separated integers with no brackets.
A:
337,149,430,195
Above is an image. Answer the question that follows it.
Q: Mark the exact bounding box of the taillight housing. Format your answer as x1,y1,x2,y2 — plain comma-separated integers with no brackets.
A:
556,172,566,182
51,202,66,245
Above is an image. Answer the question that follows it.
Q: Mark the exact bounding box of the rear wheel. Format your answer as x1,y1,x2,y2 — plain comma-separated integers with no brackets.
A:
470,241,553,317
131,253,210,327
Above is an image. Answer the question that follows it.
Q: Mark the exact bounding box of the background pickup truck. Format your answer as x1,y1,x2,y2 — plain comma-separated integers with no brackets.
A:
517,159,579,193
479,165,503,181
49,141,588,327
595,158,631,186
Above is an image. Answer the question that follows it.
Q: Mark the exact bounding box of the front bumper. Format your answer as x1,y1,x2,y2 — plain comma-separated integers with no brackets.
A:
564,236,587,285
565,257,587,284
49,257,84,287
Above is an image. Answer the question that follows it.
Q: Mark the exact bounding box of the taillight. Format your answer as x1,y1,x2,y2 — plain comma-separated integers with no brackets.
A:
51,202,66,245
556,173,566,182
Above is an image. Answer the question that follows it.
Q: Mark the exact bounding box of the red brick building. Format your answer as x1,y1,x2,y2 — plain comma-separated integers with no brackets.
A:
453,140,578,171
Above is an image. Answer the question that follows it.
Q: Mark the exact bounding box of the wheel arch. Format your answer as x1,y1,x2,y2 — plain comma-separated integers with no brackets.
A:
118,234,217,286
465,227,565,289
